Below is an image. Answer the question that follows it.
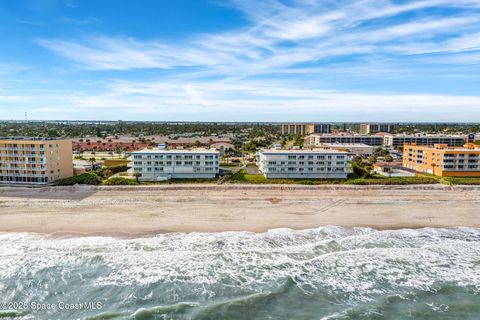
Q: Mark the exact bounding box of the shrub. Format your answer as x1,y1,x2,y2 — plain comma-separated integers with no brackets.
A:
344,176,438,185
54,172,102,186
96,164,129,179
442,177,480,185
348,162,372,179
103,177,139,185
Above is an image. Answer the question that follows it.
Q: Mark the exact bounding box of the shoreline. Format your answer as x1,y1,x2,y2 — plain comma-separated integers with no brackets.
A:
0,184,479,235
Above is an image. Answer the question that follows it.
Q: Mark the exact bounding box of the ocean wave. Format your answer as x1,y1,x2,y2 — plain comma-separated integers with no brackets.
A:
0,227,479,319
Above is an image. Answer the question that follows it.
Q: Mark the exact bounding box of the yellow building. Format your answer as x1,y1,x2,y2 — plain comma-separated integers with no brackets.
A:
403,143,480,177
0,137,73,184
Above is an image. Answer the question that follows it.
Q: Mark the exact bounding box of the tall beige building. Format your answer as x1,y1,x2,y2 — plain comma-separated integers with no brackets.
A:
0,137,73,184
281,123,332,135
359,123,394,134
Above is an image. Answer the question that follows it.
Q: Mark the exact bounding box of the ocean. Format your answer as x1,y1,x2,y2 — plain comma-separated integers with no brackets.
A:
0,227,479,319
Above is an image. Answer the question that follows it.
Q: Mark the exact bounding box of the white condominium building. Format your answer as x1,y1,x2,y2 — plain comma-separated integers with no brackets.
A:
130,148,220,181
256,148,351,179
309,134,384,146
0,137,73,185
383,134,466,147
312,143,375,156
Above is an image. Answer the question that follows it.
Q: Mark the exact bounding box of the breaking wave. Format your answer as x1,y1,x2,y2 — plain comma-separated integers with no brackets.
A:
0,227,479,319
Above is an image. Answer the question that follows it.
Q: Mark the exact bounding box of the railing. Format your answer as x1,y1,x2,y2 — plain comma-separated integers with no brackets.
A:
0,161,46,165
0,173,47,177
0,147,45,151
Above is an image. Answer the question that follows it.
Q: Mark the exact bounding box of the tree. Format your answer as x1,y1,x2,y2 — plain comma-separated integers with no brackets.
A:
292,134,304,147
243,141,258,153
133,172,141,182
385,155,394,162
88,157,96,170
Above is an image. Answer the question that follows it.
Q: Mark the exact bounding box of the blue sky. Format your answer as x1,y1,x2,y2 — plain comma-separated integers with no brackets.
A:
1,0,480,121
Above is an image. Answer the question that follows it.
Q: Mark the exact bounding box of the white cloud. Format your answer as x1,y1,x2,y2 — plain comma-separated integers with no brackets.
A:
6,78,477,121
38,0,480,74
12,0,480,120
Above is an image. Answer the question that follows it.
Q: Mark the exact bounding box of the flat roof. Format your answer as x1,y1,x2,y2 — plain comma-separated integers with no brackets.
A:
0,137,68,141
132,148,219,154
385,134,466,138
319,143,373,148
407,146,480,152
310,134,383,138
259,148,350,154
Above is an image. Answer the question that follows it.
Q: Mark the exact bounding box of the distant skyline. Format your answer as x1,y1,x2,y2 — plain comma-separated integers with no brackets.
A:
1,0,480,121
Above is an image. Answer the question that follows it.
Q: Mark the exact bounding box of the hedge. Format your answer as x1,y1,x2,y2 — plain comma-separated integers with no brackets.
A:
54,172,102,186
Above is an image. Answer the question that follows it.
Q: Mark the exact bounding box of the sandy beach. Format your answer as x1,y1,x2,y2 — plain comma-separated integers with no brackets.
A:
0,184,479,234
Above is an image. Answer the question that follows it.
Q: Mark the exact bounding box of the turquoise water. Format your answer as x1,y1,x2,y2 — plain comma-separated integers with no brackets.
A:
0,227,479,319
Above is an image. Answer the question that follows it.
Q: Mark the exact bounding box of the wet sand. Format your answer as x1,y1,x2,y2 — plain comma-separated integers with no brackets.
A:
0,184,479,234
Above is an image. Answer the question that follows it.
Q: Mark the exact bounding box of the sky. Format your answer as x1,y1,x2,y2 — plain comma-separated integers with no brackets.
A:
1,0,480,122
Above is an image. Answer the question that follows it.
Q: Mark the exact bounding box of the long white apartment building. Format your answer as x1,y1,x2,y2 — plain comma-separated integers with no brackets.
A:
383,134,466,147
309,134,384,146
130,147,220,181
256,148,351,179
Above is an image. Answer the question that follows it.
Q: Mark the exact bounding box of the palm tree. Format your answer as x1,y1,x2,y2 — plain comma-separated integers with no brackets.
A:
133,172,141,183
88,157,96,171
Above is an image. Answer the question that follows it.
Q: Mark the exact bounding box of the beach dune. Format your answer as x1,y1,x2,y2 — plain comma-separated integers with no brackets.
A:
0,184,479,235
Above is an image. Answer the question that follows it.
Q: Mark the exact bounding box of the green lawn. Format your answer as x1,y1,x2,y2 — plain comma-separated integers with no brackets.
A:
231,169,266,182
